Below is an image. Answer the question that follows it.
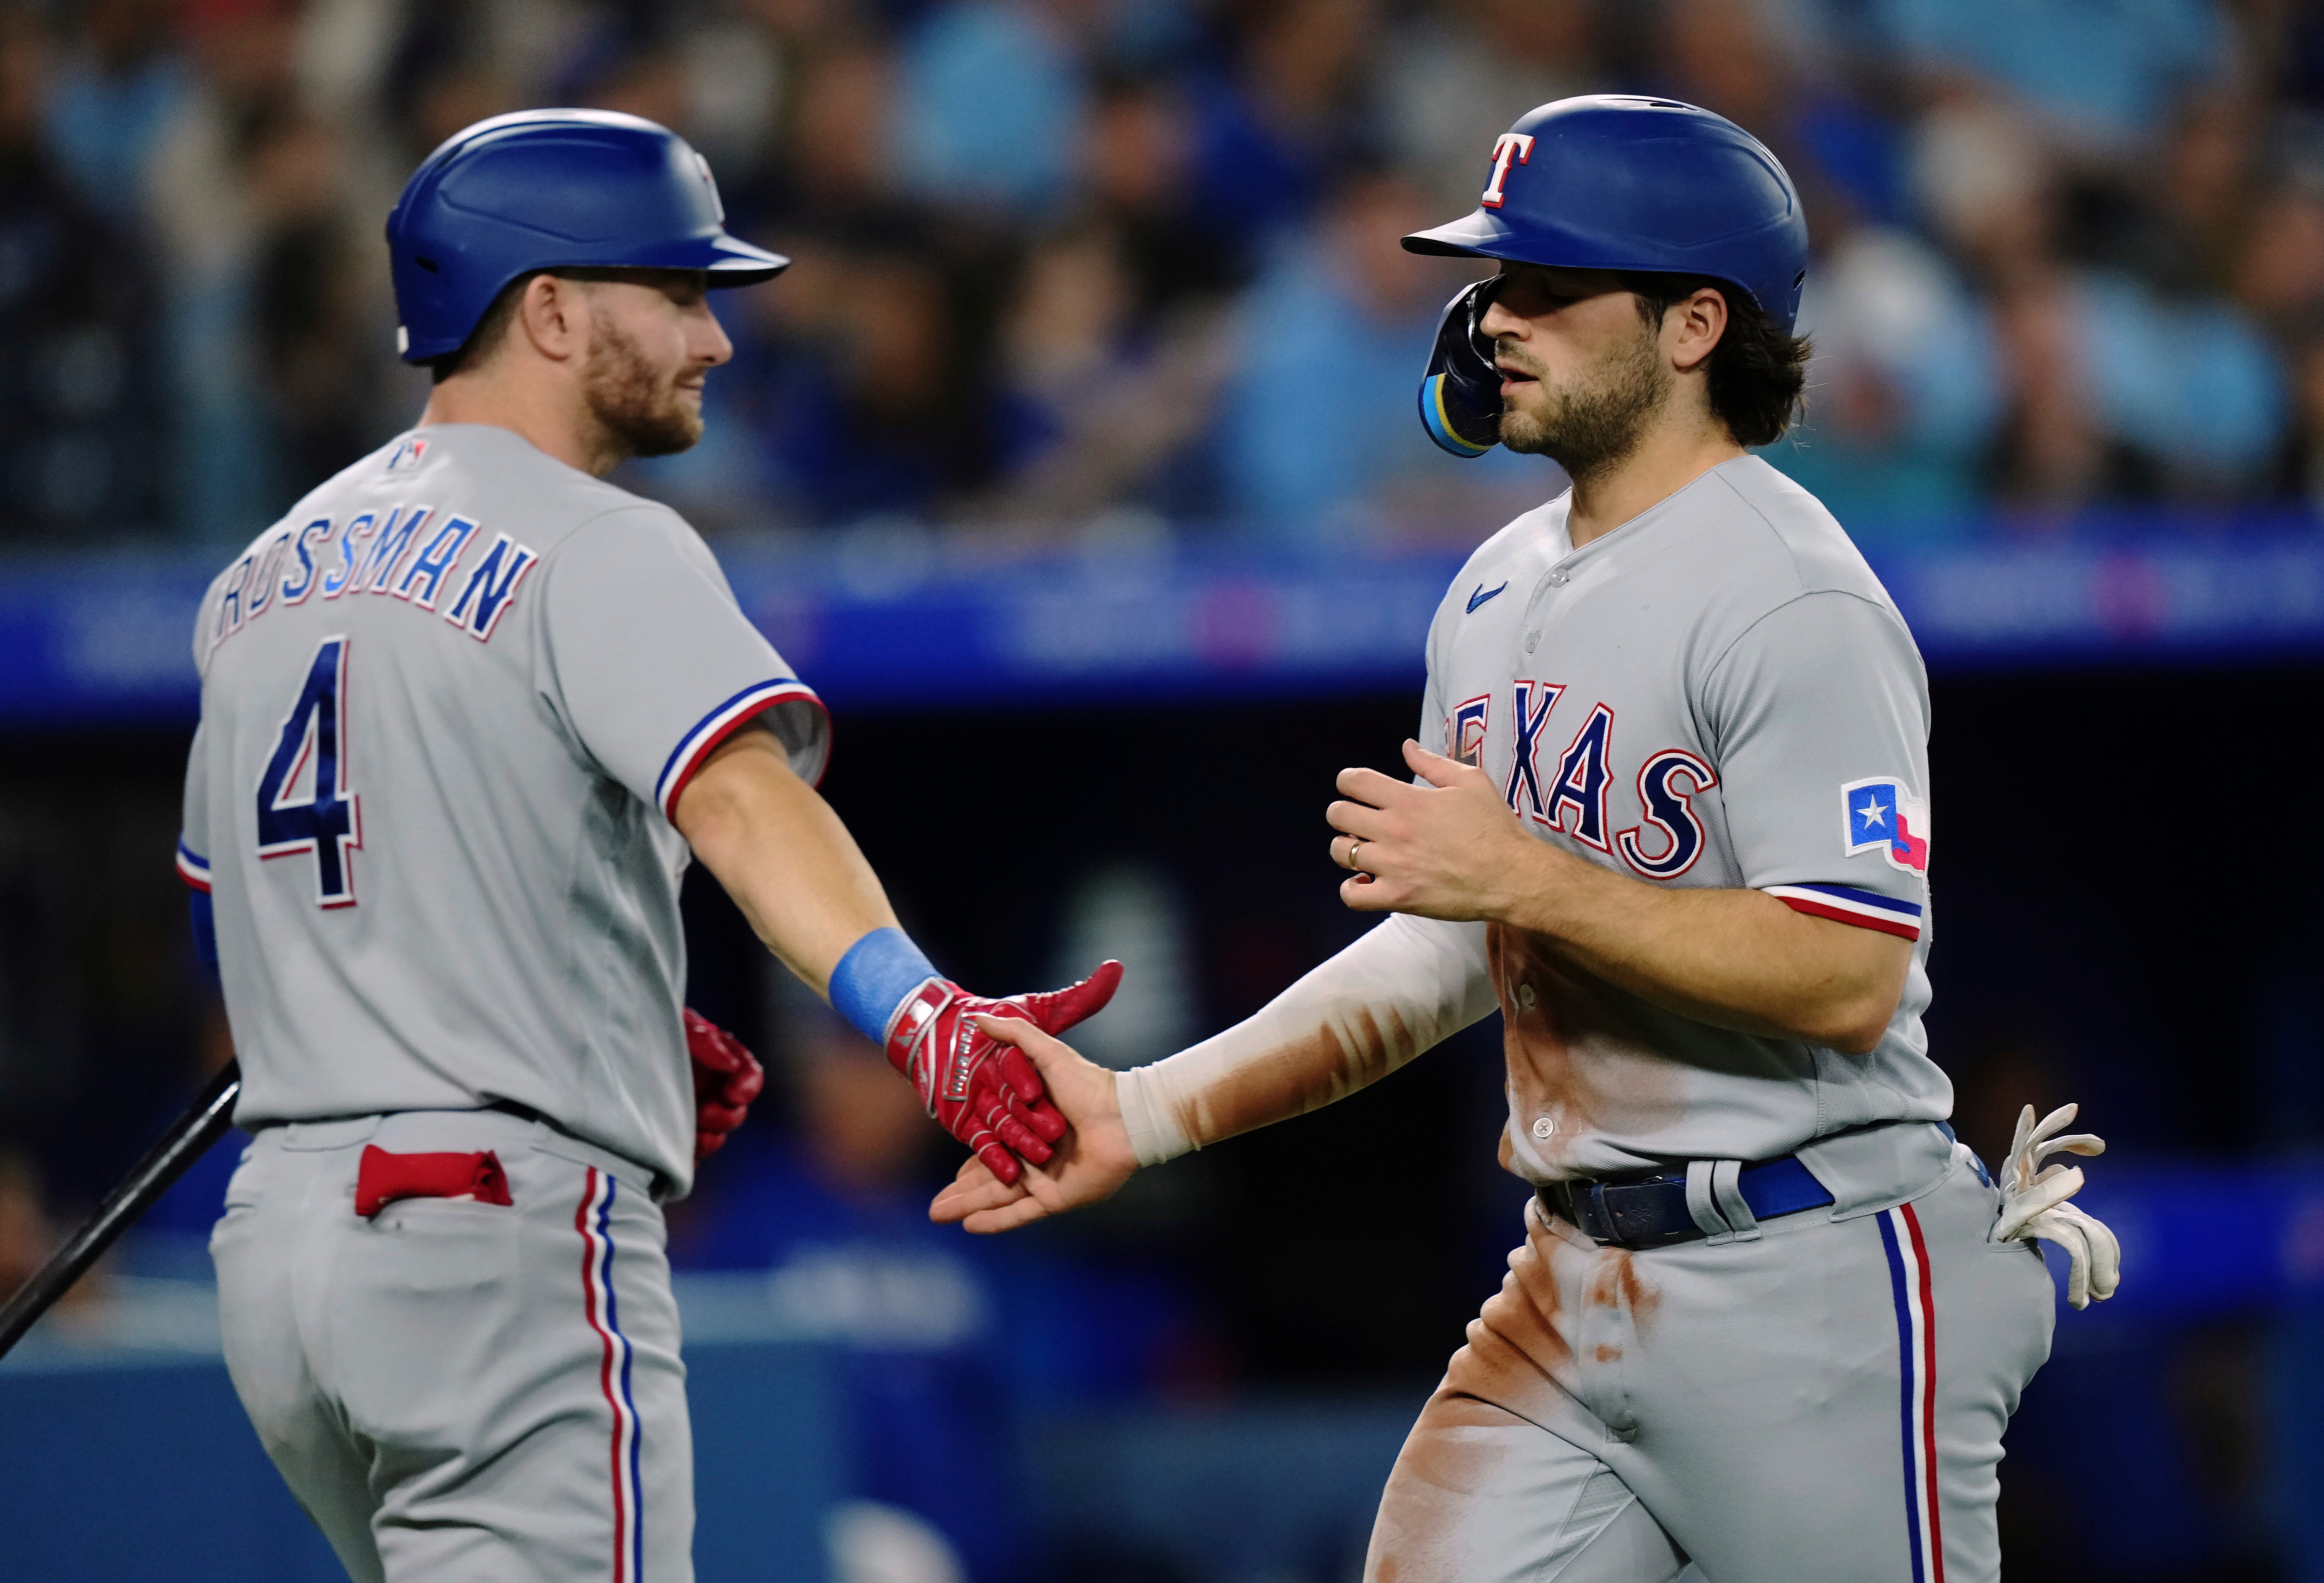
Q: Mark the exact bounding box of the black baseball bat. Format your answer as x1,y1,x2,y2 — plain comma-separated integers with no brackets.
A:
0,1059,242,1361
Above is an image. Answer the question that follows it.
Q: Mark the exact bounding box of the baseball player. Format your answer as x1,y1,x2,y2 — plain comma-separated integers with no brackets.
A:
933,97,2121,1582
175,109,1116,1582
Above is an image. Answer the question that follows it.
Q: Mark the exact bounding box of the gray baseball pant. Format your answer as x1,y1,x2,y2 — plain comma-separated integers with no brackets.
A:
1364,1150,2055,1582
210,1109,691,1582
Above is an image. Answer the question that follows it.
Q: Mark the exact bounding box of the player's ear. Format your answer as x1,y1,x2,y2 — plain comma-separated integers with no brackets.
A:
1669,287,1727,374
516,272,587,363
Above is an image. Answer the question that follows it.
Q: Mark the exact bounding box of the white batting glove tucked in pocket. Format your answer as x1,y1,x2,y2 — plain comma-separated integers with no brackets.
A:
1992,1102,2122,1309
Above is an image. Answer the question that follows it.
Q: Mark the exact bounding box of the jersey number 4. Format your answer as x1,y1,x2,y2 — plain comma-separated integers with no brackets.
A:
256,636,362,907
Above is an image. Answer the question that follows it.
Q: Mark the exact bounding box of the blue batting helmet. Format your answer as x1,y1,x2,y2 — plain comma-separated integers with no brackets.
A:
386,109,790,365
1403,96,1809,457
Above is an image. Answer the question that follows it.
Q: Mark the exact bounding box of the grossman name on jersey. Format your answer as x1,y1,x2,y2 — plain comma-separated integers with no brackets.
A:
210,502,541,653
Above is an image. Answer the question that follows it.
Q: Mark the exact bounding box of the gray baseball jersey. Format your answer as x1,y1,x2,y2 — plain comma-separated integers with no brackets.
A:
177,423,828,1196
1420,454,1945,1186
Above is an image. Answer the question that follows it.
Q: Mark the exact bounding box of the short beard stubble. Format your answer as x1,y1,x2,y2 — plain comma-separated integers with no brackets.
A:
1496,314,1671,485
581,310,704,460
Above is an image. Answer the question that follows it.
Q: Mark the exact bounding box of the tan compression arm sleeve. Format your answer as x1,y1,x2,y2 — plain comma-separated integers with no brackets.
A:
1113,914,1497,1166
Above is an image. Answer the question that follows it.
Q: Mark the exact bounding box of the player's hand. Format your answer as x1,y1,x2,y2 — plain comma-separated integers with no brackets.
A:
1992,1101,2121,1309
1328,739,1554,919
929,1015,1138,1233
685,1007,764,1164
888,961,1123,1186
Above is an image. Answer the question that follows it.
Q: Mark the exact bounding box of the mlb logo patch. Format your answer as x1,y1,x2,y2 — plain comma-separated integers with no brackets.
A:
386,436,428,473
1843,777,1930,874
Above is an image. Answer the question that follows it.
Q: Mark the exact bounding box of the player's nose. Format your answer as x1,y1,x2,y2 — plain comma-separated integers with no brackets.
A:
1478,293,1527,340
691,303,734,367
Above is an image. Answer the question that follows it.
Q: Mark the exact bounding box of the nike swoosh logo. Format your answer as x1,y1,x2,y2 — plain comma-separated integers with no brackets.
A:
1467,581,1509,614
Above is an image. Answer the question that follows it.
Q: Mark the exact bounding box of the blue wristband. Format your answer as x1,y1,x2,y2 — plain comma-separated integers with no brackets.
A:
828,927,940,1046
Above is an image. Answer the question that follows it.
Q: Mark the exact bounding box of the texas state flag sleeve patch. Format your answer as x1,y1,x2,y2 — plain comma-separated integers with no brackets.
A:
1841,777,1930,874
1759,778,1932,942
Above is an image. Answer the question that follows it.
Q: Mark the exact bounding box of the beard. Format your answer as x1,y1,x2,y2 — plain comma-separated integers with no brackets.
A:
582,311,704,459
1496,319,1670,483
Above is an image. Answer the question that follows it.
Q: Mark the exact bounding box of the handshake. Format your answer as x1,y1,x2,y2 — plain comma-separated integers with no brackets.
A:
684,960,1139,1228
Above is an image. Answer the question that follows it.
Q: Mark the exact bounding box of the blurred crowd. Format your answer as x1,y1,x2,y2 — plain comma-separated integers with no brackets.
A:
1,0,2323,548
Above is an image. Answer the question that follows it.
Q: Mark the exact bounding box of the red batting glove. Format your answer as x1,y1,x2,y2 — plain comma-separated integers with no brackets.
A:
885,960,1123,1185
685,1007,765,1164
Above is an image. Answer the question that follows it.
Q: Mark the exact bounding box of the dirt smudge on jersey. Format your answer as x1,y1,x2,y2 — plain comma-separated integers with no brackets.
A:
1490,923,1687,1173
1594,1343,1621,1363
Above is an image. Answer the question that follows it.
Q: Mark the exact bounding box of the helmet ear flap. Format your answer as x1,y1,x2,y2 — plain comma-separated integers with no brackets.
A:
1418,276,1503,457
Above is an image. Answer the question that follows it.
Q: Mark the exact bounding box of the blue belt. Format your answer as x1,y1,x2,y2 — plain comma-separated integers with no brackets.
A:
1538,1155,1835,1250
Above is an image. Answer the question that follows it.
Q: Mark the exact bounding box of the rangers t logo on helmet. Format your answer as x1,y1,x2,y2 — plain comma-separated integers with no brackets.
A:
1481,132,1535,208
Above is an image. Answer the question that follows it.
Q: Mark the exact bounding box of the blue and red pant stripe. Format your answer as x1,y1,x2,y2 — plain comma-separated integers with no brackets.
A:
1878,1202,1945,1583
577,1169,646,1581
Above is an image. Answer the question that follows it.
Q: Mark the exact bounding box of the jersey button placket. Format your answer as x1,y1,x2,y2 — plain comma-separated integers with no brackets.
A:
1518,562,1571,657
